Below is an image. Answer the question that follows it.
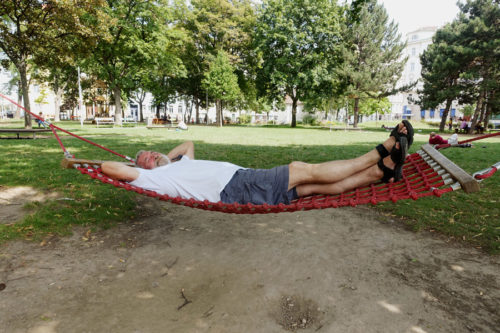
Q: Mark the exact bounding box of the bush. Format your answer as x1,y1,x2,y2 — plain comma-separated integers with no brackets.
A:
239,114,251,124
302,114,318,125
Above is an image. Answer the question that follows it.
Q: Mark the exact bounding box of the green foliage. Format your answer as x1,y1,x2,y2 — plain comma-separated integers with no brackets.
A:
238,114,252,124
338,0,406,127
301,114,318,126
358,97,392,115
0,0,107,127
203,51,241,102
255,0,342,127
419,0,500,131
461,104,475,117
175,0,257,122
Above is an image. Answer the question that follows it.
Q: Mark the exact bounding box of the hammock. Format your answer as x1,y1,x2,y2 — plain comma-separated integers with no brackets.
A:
1,93,499,214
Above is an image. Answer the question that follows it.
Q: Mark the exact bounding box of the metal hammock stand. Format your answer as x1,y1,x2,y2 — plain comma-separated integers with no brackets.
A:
1,93,499,214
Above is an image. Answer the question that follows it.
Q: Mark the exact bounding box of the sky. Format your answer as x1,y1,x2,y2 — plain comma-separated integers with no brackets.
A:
379,0,461,38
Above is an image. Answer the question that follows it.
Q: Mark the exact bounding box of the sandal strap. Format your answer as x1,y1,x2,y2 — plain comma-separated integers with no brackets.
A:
377,159,395,183
376,144,390,158
390,137,408,164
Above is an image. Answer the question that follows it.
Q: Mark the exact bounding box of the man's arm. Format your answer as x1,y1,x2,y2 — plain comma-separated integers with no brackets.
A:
167,141,195,160
101,161,139,182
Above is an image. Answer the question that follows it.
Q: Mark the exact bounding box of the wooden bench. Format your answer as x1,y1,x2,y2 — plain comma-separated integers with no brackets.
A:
488,128,500,133
95,117,115,127
0,128,52,139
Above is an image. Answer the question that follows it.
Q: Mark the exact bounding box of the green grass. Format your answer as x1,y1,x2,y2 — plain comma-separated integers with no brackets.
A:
1,121,499,253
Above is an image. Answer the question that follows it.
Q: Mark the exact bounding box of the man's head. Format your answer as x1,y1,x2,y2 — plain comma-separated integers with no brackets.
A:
135,150,170,169
430,132,436,137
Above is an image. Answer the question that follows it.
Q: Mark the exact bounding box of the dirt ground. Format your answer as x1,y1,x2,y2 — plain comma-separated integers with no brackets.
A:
0,188,499,333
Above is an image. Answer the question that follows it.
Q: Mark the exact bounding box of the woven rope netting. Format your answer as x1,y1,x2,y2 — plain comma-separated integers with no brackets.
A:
75,149,459,214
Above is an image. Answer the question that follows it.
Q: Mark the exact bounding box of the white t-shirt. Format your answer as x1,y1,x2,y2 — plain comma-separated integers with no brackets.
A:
130,156,243,202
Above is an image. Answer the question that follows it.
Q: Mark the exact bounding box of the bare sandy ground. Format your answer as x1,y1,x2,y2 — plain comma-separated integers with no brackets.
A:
0,192,499,333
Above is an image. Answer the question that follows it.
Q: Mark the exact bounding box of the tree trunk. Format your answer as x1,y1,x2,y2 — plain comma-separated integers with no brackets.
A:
439,98,452,132
113,85,122,125
479,92,488,123
353,97,360,128
291,97,297,128
469,90,485,134
216,99,222,127
16,85,23,118
195,96,200,124
54,85,63,122
483,90,494,129
156,104,160,118
18,61,32,129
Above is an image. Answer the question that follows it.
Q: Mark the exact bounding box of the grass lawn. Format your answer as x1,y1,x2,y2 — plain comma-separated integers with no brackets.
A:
1,120,499,253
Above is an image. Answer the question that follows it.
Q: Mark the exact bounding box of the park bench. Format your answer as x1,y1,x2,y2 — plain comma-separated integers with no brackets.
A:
120,117,138,127
0,128,52,139
95,117,115,127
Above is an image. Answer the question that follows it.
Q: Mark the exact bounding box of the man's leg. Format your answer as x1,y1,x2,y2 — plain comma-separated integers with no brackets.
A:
288,124,407,189
295,153,395,197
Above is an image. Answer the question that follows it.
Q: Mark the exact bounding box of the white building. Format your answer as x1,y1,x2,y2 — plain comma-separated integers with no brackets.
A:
389,27,462,122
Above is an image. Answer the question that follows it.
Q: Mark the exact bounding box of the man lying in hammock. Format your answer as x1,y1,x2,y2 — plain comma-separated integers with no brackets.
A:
102,121,414,205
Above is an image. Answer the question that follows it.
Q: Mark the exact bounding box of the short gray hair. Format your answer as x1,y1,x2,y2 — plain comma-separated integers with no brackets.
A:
135,150,146,162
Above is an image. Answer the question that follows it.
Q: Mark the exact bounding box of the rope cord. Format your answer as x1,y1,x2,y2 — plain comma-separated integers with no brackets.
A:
435,131,500,149
0,93,133,162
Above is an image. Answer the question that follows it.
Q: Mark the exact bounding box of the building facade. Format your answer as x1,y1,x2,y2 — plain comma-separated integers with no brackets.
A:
389,27,462,123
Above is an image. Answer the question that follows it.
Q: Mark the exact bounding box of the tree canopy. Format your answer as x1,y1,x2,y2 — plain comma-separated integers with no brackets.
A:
419,0,499,132
254,0,343,127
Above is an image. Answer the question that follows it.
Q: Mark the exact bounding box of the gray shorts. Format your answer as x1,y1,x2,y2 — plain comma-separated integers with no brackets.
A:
220,165,298,205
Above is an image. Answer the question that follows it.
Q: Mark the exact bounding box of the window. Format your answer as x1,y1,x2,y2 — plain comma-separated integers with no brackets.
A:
412,48,416,56
178,105,183,113
412,35,418,40
420,110,426,119
410,63,415,72
168,105,173,113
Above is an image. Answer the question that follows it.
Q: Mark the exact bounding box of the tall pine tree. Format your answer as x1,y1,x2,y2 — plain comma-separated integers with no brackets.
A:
338,0,406,127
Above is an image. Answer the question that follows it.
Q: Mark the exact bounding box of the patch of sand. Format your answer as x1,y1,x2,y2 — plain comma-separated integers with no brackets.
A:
0,186,60,224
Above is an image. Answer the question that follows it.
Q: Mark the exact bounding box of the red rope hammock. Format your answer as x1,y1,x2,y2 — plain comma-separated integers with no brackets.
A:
1,93,498,214
73,151,459,214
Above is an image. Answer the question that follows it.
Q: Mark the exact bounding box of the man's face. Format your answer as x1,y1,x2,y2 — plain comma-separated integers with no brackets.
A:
136,151,169,169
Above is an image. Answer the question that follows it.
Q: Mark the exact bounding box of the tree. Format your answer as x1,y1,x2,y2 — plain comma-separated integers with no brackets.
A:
176,0,256,123
255,0,342,127
202,51,241,126
419,23,464,131
419,0,500,132
0,0,105,128
455,0,500,133
87,0,183,125
338,0,406,127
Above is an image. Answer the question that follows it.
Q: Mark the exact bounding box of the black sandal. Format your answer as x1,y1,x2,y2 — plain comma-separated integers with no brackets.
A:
390,120,414,149
376,144,390,158
377,138,408,183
